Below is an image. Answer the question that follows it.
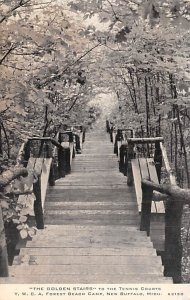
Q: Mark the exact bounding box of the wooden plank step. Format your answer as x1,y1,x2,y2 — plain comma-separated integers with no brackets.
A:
74,156,117,159
82,144,113,147
65,172,124,176
48,187,134,193
58,175,126,179
45,195,136,202
32,231,147,240
44,218,139,226
46,189,136,199
19,246,157,256
72,166,119,170
64,175,125,180
73,170,120,173
77,161,117,164
30,226,144,238
49,185,130,189
36,225,141,232
67,170,122,173
25,239,152,248
72,162,117,165
73,156,116,159
73,168,119,171
13,255,162,266
44,209,139,217
0,274,173,284
31,233,150,243
45,201,138,210
55,181,127,186
59,175,126,180
81,151,115,155
9,264,163,275
33,226,142,236
76,156,118,161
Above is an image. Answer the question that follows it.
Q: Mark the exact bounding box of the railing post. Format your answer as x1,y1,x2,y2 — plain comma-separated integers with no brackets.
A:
119,144,125,173
82,129,86,143
140,183,153,236
114,129,122,156
23,141,30,167
49,161,55,186
106,120,110,133
110,126,113,143
33,177,44,229
154,141,162,183
44,142,52,158
58,147,66,178
75,134,81,154
0,206,9,277
119,144,128,176
165,198,183,283
127,141,134,186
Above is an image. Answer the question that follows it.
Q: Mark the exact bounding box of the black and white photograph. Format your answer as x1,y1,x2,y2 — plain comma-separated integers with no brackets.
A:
0,0,190,298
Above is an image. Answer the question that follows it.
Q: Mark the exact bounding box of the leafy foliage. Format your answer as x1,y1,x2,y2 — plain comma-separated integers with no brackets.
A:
0,0,104,240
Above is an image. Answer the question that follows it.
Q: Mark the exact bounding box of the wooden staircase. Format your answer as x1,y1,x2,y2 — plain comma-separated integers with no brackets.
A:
0,130,172,283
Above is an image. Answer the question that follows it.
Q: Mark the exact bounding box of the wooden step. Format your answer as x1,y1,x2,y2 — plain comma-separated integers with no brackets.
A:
13,255,162,266
26,237,150,248
44,218,139,226
19,246,157,256
32,228,147,239
46,188,136,201
49,185,130,189
45,201,138,210
9,263,163,275
72,168,119,171
35,225,141,232
0,274,173,284
58,175,126,180
45,209,138,215
72,163,118,166
30,232,151,244
55,181,127,186
44,209,139,218
28,228,148,240
7,129,170,285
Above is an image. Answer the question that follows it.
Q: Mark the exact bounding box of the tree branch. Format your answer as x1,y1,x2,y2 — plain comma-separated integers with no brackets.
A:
40,42,102,87
0,168,28,190
0,0,31,24
0,45,16,65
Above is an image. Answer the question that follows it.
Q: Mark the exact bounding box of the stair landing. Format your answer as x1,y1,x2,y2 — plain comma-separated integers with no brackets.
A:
0,130,172,283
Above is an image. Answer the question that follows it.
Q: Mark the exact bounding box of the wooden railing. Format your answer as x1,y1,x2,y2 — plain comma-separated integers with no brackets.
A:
126,137,164,186
106,120,190,283
124,136,189,283
0,168,28,277
0,125,85,277
140,141,189,283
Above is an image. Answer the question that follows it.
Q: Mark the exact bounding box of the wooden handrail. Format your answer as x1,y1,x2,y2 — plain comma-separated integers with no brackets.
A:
142,179,190,203
28,137,64,150
127,137,164,144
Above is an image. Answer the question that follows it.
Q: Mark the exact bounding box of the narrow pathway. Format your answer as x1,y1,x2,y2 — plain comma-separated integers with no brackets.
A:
2,130,172,283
